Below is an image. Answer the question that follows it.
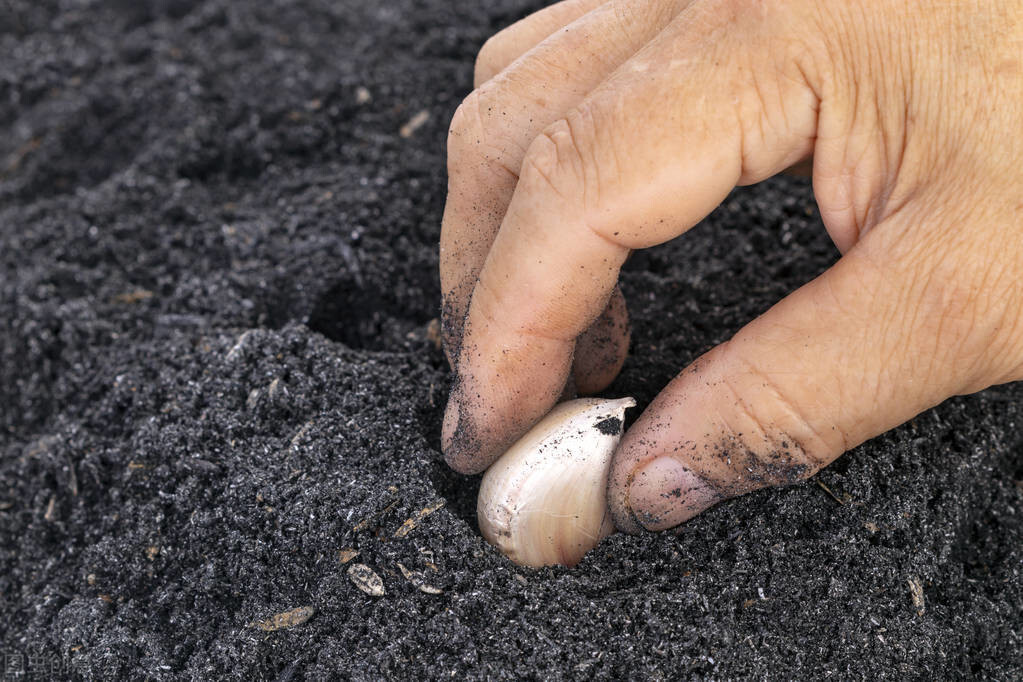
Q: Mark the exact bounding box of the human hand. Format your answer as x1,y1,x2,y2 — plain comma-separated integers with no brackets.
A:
439,0,1023,533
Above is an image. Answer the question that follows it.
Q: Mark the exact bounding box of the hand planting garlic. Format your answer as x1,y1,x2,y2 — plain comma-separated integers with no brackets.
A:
477,397,635,568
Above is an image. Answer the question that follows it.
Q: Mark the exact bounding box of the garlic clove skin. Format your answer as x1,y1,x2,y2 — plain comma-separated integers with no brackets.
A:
477,397,636,568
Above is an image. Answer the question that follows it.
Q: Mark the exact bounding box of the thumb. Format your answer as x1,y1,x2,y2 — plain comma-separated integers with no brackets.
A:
608,213,1019,533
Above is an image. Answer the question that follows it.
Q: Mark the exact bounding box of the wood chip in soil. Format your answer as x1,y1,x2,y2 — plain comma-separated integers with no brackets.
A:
393,499,445,538
907,577,925,616
248,606,316,632
397,562,442,595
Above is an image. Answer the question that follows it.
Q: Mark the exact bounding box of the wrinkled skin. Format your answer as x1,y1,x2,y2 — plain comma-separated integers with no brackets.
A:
439,0,1023,533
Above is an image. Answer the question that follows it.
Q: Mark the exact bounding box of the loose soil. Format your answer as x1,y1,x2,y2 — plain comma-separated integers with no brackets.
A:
2,1,1020,679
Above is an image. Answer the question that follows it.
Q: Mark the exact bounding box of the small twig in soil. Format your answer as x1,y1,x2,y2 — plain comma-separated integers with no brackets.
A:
352,500,398,533
393,499,445,538
816,479,844,505
44,495,57,522
907,577,925,616
248,606,316,631
399,110,430,138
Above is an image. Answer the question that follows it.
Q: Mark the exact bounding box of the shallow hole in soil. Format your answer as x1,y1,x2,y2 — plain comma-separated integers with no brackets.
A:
429,461,481,533
307,278,432,352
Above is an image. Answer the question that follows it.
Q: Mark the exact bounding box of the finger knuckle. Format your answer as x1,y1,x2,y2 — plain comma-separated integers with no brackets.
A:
522,113,591,200
448,89,525,182
447,92,482,159
474,32,511,88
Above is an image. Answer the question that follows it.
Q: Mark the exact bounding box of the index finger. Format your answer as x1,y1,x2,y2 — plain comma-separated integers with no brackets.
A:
441,3,820,473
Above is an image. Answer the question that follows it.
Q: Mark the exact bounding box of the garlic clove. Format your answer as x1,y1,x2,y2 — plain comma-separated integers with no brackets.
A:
477,397,636,568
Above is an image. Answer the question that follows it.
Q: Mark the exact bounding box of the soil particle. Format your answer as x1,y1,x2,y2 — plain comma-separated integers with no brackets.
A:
594,416,623,436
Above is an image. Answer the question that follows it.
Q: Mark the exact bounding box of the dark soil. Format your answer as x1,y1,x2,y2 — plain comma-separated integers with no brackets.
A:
2,1,1020,679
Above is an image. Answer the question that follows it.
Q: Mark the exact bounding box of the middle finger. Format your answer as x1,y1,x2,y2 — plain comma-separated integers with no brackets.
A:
440,0,689,363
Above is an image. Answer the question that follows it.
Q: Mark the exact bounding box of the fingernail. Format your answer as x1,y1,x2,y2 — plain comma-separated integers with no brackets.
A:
627,457,720,532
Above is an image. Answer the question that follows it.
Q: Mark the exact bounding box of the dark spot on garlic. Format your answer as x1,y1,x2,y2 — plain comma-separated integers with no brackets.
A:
593,416,622,436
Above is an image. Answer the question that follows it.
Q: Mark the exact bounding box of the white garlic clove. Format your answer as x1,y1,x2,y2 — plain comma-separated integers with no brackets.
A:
477,397,636,568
